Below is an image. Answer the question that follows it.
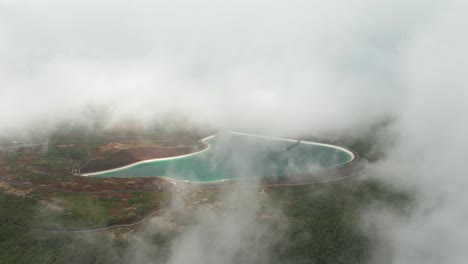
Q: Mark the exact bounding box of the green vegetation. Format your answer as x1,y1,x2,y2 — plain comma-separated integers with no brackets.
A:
0,190,166,263
0,123,411,263
264,179,410,263
0,177,410,263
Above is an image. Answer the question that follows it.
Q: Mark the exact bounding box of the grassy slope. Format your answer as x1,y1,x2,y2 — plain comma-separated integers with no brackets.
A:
0,124,411,263
0,191,135,264
265,179,409,264
0,178,410,264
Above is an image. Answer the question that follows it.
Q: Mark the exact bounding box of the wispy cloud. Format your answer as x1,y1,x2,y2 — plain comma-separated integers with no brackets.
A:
2,0,468,263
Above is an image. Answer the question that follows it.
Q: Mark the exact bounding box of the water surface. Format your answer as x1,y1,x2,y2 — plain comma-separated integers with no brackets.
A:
91,132,354,182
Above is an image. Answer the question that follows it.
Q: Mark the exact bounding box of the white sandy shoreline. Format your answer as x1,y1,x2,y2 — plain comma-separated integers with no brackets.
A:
82,131,355,177
229,131,356,160
81,135,216,176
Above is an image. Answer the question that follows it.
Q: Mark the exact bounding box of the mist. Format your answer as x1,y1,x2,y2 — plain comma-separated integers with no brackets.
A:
0,0,421,136
363,2,468,262
1,0,468,263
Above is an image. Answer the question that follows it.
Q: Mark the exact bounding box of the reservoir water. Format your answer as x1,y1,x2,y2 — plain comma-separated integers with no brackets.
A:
90,132,355,182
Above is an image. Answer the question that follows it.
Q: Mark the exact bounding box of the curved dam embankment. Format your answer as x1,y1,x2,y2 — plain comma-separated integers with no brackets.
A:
85,132,357,183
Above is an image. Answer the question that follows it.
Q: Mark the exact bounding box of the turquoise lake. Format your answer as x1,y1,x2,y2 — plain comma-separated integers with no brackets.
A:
90,132,354,182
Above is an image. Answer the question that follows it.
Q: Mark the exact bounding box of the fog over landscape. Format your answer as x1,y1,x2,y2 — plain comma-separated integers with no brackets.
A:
1,0,468,263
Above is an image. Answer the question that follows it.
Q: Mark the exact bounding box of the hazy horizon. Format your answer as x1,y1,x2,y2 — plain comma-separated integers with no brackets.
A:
2,1,468,263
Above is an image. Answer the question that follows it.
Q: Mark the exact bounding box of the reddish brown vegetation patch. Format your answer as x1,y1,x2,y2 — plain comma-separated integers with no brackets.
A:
57,144,74,148
98,143,130,152
29,166,72,177
81,145,206,173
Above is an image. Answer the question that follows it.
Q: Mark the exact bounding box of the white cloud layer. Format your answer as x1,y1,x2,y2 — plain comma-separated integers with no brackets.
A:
1,0,428,135
2,0,468,263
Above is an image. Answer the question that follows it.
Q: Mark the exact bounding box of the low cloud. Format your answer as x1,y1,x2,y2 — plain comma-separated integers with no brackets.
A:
2,0,468,263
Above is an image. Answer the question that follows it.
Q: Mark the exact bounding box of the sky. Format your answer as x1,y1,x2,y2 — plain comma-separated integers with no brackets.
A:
0,0,425,135
2,0,468,263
